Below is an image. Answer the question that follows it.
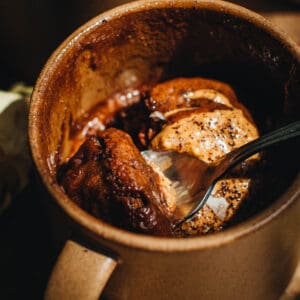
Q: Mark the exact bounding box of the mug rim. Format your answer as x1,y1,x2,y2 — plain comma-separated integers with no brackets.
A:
29,0,300,252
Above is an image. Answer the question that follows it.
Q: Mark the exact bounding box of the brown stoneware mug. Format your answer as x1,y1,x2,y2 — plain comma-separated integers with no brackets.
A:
29,0,300,299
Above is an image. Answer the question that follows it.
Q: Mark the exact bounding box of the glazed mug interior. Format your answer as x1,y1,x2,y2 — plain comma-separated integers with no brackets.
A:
29,1,300,299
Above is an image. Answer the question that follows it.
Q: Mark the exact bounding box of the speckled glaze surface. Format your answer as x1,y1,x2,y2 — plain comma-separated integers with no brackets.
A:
29,1,300,299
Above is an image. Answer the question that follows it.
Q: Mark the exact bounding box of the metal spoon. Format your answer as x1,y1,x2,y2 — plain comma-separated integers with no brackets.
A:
142,120,300,227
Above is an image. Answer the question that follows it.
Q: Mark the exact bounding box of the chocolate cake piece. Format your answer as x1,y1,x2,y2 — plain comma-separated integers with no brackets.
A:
59,128,174,235
146,77,240,113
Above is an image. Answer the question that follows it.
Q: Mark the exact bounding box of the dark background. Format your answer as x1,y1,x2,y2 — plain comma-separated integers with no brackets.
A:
0,1,299,299
0,0,299,88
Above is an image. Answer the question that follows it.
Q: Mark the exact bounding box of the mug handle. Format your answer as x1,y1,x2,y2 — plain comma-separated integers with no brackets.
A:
44,239,117,300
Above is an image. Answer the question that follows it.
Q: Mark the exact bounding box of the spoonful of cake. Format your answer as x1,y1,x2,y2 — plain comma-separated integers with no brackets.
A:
142,120,300,227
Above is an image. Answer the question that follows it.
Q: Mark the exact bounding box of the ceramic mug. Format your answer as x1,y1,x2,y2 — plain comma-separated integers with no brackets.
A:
29,1,300,299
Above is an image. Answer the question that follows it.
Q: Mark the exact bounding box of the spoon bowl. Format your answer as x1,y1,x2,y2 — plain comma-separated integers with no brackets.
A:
142,120,300,226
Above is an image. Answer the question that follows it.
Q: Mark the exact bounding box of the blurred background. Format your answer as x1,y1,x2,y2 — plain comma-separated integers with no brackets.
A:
0,1,299,299
0,0,299,88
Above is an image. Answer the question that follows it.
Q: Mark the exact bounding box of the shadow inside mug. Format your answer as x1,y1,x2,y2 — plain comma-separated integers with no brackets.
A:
0,0,299,87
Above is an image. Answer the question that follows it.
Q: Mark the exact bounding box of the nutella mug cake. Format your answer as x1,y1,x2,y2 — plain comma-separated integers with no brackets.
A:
58,77,261,237
29,1,300,299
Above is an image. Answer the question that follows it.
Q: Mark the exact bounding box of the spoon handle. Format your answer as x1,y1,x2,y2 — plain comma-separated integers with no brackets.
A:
227,120,300,169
